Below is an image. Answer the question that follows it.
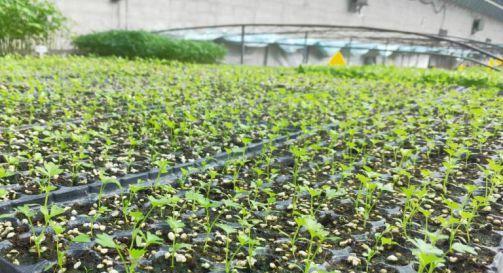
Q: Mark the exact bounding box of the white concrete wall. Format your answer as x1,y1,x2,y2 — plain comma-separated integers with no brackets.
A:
54,0,503,43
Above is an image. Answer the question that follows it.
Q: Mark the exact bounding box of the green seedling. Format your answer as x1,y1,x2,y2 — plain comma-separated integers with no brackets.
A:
21,204,65,257
166,217,190,268
216,222,259,273
290,146,309,214
295,215,330,273
355,172,393,226
216,223,237,273
480,159,502,199
36,162,63,207
364,224,395,272
401,185,428,237
96,231,162,273
441,158,457,194
410,238,445,273
49,221,66,269
0,166,15,182
236,217,261,268
154,159,170,188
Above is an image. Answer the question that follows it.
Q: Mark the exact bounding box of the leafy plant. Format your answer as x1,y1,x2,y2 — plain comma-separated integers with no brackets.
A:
355,171,393,226
166,217,190,268
410,238,445,273
36,161,63,207
0,0,65,54
364,225,395,272
95,231,162,273
294,215,331,273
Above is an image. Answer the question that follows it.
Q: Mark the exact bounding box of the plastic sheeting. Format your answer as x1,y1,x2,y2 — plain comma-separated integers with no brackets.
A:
163,31,463,68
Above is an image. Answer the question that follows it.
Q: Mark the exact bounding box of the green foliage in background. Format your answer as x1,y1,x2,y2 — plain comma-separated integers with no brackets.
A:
73,30,227,64
300,65,503,89
0,0,65,54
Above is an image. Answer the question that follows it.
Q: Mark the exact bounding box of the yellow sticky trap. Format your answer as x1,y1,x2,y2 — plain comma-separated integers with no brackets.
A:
457,64,466,71
488,58,502,67
329,51,346,66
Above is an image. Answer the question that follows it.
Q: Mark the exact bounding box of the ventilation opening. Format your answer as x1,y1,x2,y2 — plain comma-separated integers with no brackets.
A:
348,0,368,13
471,19,484,34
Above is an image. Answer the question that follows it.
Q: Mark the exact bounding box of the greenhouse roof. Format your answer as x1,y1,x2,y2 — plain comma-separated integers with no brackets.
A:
453,0,503,22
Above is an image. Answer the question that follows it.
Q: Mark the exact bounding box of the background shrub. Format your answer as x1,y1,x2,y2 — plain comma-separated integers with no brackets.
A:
0,0,65,55
299,65,502,89
73,30,227,64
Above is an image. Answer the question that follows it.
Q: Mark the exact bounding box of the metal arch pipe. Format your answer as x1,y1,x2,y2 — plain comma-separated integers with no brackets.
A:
153,23,503,61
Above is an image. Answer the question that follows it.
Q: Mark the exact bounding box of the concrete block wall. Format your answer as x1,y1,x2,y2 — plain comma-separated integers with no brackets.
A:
54,0,503,45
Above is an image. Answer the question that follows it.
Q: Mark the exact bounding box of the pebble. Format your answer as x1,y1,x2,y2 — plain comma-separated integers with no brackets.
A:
449,256,458,263
269,262,276,269
201,262,210,269
175,253,187,263
6,232,15,238
339,238,352,247
168,232,176,241
347,255,361,266
346,222,357,229
482,206,492,212
266,215,278,221
74,261,81,269
386,255,398,262
236,260,247,267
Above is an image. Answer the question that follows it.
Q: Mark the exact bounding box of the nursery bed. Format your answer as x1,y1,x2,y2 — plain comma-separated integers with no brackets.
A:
0,56,502,273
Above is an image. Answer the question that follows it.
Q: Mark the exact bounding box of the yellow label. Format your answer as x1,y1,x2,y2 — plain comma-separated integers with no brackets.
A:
329,51,346,66
488,58,502,67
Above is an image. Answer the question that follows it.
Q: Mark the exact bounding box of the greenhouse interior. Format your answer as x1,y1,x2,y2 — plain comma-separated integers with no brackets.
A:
0,1,502,273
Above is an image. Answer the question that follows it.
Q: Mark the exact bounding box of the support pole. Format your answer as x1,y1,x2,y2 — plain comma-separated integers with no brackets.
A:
303,31,309,64
240,25,245,65
264,45,269,66
383,39,389,65
347,37,353,65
